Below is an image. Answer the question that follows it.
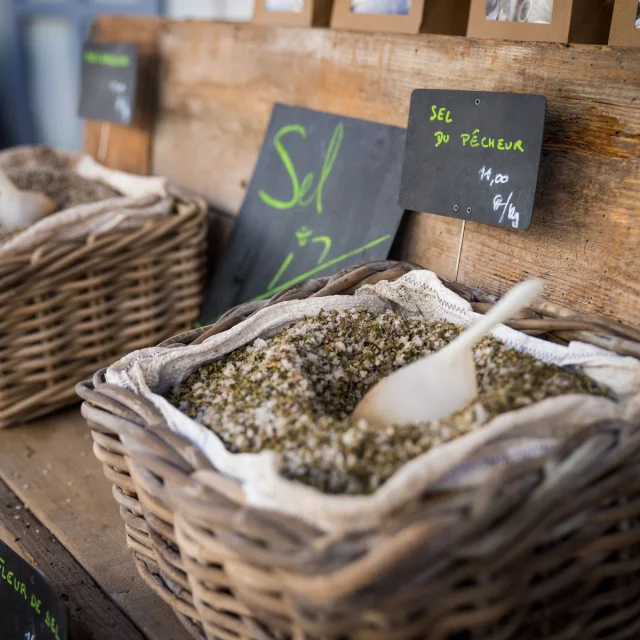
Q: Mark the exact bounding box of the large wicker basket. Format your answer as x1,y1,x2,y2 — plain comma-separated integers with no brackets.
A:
1,149,207,427
77,261,640,640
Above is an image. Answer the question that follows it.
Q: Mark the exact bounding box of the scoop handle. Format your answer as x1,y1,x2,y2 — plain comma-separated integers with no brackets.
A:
453,279,544,353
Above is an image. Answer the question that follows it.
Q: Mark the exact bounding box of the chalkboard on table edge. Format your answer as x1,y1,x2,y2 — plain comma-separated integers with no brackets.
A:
0,538,68,640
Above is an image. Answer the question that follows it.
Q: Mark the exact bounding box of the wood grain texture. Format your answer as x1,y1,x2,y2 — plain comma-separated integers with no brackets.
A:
0,408,191,640
0,478,144,640
92,17,639,325
84,17,160,175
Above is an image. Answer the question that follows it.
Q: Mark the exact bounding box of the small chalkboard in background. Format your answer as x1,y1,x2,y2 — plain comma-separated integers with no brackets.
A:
0,538,68,640
399,90,546,231
78,42,138,125
201,104,407,324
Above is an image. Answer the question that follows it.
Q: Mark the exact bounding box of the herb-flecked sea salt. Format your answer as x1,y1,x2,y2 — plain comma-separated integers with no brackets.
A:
7,167,121,210
170,309,606,495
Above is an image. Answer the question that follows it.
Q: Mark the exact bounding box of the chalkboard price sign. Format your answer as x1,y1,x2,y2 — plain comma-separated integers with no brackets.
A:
201,104,407,323
399,90,546,231
0,538,68,640
78,42,138,125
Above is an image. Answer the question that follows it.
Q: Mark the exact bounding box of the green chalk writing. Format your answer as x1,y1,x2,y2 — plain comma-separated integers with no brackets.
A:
460,129,524,152
1,552,59,636
255,234,391,301
84,51,131,68
430,105,453,123
46,610,61,640
268,252,295,291
267,227,334,292
1,555,27,600
311,235,332,264
258,122,343,214
434,131,449,147
31,593,41,613
429,105,526,152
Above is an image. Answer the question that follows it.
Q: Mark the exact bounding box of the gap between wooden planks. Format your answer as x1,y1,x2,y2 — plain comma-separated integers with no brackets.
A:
0,408,191,640
86,17,639,327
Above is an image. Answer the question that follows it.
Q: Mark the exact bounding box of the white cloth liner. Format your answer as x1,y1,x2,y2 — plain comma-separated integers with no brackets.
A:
106,270,640,533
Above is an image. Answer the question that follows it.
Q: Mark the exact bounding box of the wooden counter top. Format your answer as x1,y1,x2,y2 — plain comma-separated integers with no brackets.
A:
0,407,191,640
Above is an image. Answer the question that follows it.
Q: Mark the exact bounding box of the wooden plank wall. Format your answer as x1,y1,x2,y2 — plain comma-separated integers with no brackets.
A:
88,17,640,327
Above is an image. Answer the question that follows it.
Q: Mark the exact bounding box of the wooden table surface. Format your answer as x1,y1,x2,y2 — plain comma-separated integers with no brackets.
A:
0,406,191,640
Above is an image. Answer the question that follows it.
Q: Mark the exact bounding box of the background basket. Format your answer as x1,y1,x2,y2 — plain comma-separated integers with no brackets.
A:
77,261,640,640
0,155,208,428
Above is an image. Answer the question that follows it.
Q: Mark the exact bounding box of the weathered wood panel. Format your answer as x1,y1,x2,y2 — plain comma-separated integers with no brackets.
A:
91,17,639,325
0,408,190,640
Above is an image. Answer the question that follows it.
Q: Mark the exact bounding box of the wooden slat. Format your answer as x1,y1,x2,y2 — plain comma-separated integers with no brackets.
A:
139,19,637,325
0,477,144,640
84,17,160,175
0,408,191,640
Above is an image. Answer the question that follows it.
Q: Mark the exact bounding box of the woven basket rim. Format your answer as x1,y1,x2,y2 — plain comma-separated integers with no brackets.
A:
1,194,206,255
77,261,640,639
77,261,640,531
0,145,208,260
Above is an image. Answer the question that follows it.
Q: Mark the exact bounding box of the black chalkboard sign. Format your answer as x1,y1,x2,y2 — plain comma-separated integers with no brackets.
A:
399,90,546,231
0,539,68,640
78,42,138,125
201,104,406,323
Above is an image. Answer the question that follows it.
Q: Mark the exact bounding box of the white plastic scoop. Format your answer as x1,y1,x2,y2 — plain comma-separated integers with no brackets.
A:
0,168,57,229
351,279,544,429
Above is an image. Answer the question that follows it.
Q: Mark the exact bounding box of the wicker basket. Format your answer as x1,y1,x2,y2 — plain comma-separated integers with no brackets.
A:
77,261,640,640
1,149,207,428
